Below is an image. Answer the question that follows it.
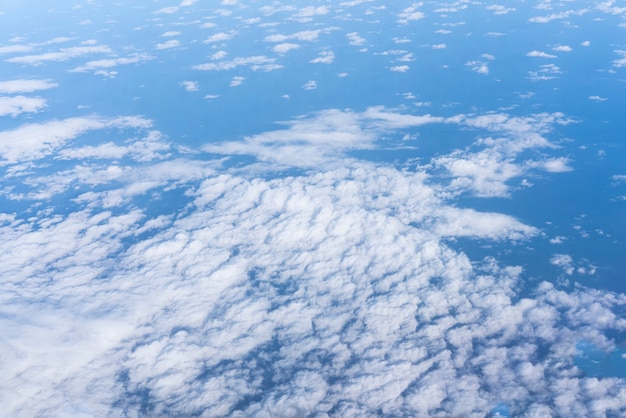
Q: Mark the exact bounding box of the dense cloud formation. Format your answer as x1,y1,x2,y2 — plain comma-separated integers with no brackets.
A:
0,107,624,417
2,0,626,417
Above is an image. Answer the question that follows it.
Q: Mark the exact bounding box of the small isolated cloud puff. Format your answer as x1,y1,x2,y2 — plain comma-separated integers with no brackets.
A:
390,65,410,72
6,45,113,65
309,51,334,64
181,81,199,92
432,43,447,49
398,3,425,24
194,56,281,72
229,76,245,87
589,95,608,102
0,96,47,117
264,29,322,43
486,4,515,15
203,31,236,44
0,79,58,94
527,50,557,58
466,60,489,75
156,39,180,50
347,32,366,46
272,43,300,54
302,80,318,90
70,53,152,73
553,45,573,52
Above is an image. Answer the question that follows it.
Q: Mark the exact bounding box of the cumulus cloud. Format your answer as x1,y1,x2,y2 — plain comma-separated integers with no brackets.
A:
527,50,557,58
0,79,58,93
272,43,300,53
2,101,626,418
0,116,151,165
309,51,334,64
0,95,47,117
70,53,153,73
156,39,180,50
302,80,318,90
398,3,425,24
181,81,199,92
264,29,323,43
203,31,237,43
5,45,113,65
390,65,410,72
193,56,281,71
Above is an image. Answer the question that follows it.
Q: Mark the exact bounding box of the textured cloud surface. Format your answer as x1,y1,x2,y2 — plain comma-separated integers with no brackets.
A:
2,0,626,416
1,105,625,417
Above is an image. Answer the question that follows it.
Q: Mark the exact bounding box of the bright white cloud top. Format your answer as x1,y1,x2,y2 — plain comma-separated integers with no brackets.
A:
1,1,626,417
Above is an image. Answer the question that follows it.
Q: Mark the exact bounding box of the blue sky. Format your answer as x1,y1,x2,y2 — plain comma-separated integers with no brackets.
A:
1,1,626,417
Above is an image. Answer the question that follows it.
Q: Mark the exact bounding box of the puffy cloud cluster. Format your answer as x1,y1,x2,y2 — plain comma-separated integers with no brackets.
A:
1,105,625,417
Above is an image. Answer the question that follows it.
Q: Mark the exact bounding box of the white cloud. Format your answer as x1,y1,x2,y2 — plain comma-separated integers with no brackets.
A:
293,6,329,20
272,43,300,53
154,6,179,14
613,50,626,67
162,31,181,37
527,50,557,58
194,56,281,72
529,8,588,23
0,44,34,55
398,3,426,24
309,51,334,64
466,60,489,75
156,39,180,50
528,64,561,81
210,50,227,60
589,95,608,102
6,45,113,65
0,116,151,165
390,65,410,72
432,43,447,49
0,96,47,117
302,80,318,90
486,4,515,15
203,31,236,44
70,53,152,73
347,32,366,46
553,45,573,52
181,81,199,92
264,30,323,43
3,102,626,418
229,76,245,87
0,79,57,94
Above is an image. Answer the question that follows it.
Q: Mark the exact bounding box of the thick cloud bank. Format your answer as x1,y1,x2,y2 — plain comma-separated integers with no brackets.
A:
1,107,626,417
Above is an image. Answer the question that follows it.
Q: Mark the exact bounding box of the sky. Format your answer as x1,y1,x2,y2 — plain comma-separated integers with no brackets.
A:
1,1,626,417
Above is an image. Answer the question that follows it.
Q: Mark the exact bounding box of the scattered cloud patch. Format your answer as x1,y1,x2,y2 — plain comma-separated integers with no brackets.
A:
527,50,557,58
390,65,410,72
0,79,57,94
229,76,245,87
203,31,236,44
156,40,180,50
6,45,112,65
302,80,318,90
0,96,47,117
552,45,573,52
398,3,425,24
272,43,300,54
589,95,608,102
347,32,366,46
309,51,334,64
486,4,515,15
193,56,281,72
181,81,199,92
70,53,153,73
